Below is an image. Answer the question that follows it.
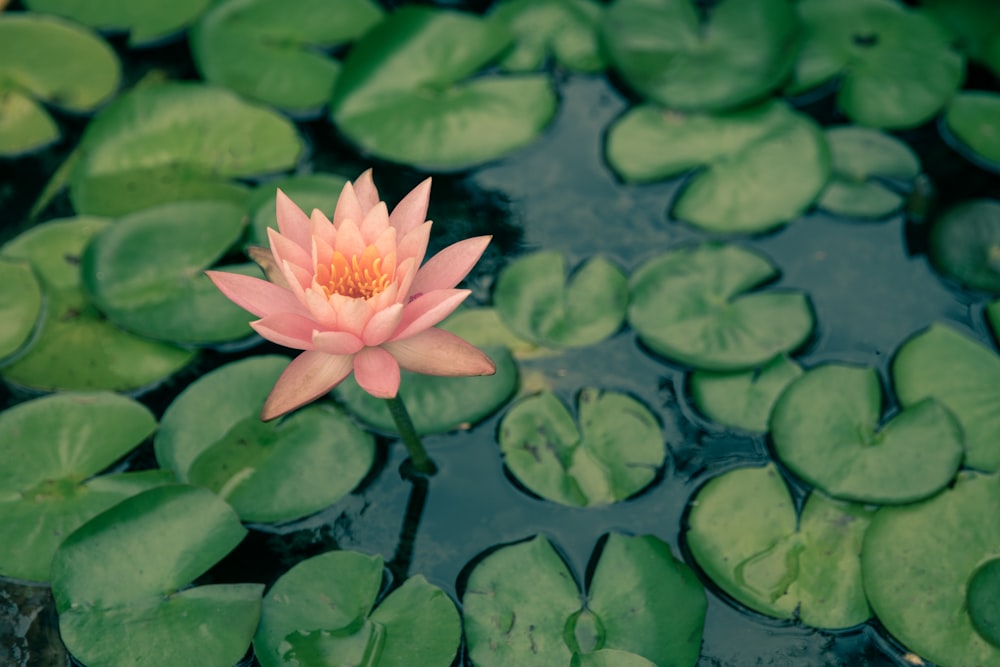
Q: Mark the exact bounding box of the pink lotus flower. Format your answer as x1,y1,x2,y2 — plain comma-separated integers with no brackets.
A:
208,170,495,420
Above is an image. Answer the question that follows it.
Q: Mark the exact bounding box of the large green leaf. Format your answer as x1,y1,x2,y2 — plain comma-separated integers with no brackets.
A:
23,0,212,45
929,198,1000,294
0,257,42,361
944,92,1000,169
489,0,606,73
688,355,802,433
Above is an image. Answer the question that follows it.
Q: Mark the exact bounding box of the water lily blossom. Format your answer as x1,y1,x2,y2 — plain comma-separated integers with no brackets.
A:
207,170,495,421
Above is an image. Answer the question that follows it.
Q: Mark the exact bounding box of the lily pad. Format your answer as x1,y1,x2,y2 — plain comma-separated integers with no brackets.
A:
893,322,1000,472
23,0,212,46
817,126,921,218
686,464,873,629
0,14,119,156
494,252,628,348
0,218,197,392
499,389,665,507
329,5,557,171
335,345,517,436
0,392,171,582
922,0,1000,74
688,355,803,433
255,550,460,667
606,101,829,233
246,173,349,246
192,0,383,115
989,300,1000,339
571,650,657,667
156,356,375,523
945,92,1000,170
601,0,797,111
929,199,1000,294
771,364,963,504
51,484,263,667
69,82,304,217
81,200,258,344
440,307,553,359
862,472,1000,665
789,0,964,129
628,243,815,371
463,532,706,667
489,0,606,73
0,257,42,361
969,558,1000,648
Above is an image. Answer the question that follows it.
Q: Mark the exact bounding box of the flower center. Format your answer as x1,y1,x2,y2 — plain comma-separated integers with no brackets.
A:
324,245,392,300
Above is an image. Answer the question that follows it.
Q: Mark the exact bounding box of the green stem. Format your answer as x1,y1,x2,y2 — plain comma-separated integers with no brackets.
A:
384,395,436,476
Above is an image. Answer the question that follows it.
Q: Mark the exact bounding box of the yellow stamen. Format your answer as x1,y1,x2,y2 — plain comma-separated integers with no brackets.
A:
324,245,392,299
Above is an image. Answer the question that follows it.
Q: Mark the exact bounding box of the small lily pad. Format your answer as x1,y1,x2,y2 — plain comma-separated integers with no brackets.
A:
944,92,1000,170
862,472,1000,664
0,257,42,361
330,5,557,171
929,199,1000,294
606,101,830,233
969,558,1000,648
494,252,627,348
489,0,606,73
256,551,460,667
52,485,263,667
23,0,212,45
688,355,803,433
192,0,383,115
70,82,304,217
601,0,797,111
686,464,873,629
156,356,375,523
246,173,349,246
771,364,963,504
893,322,1000,472
628,242,815,371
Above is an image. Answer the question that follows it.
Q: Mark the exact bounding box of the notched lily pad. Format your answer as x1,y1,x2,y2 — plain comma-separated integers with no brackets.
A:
0,257,42,361
23,0,212,46
489,0,606,73
499,389,665,507
628,242,815,371
246,173,349,246
929,198,1000,294
689,355,802,433
944,92,1000,171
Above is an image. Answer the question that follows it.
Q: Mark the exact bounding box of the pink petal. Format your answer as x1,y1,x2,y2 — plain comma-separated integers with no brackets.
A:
390,289,471,341
353,346,401,398
333,295,373,338
275,189,313,251
359,202,390,243
409,236,491,295
267,226,312,274
389,178,431,236
261,351,354,421
311,209,337,248
333,218,365,259
313,330,364,355
303,287,339,328
361,302,404,346
385,328,496,377
206,270,308,319
251,313,318,350
280,258,312,293
396,222,432,265
353,169,380,213
333,181,364,227
246,246,288,289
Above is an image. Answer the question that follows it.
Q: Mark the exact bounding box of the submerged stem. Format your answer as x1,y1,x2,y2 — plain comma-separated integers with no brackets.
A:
384,395,437,476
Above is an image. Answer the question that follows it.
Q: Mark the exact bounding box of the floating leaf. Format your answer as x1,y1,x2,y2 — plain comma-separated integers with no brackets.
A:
246,173,349,246
688,355,802,433
330,6,557,170
929,199,1000,294
989,300,1000,339
571,650,657,667
489,0,606,73
628,243,815,371
156,356,374,523
862,472,1000,664
601,0,797,111
944,92,1000,170
922,0,1000,74
0,257,42,361
23,0,212,45
256,551,460,667
440,307,553,359
686,464,873,629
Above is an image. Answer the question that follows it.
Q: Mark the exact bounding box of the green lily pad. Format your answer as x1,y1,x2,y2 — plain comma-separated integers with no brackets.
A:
463,533,706,667
790,0,964,129
0,257,42,361
571,650,657,667
628,243,815,371
922,0,1000,74
440,308,553,359
498,389,665,507
246,173,349,246
81,200,258,344
0,392,171,582
156,356,374,523
191,0,383,115
686,464,873,629
0,14,119,156
494,253,627,348
489,0,606,73
893,322,1000,472
335,345,517,436
771,364,963,504
989,300,1000,339
945,92,1000,170
606,101,830,233
51,485,263,667
817,126,921,218
601,0,797,111
23,0,212,46
69,82,304,217
969,558,1000,648
256,550,460,667
688,355,802,433
329,5,557,171
862,472,1000,664
0,218,197,392
929,199,1000,294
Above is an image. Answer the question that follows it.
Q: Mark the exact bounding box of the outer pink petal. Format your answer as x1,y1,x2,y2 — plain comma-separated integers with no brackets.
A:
303,287,339,328
390,289,471,341
409,236,491,295
275,189,313,250
267,226,312,274
359,202,390,243
353,346,401,398
384,328,496,377
389,178,431,236
261,351,354,421
206,270,309,319
313,330,364,355
333,295,373,338
361,302,404,346
333,181,364,227
311,209,337,248
396,221,432,266
353,169,380,214
251,313,318,350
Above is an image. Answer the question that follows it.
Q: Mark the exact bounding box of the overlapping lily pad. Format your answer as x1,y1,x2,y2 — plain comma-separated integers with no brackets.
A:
944,92,1000,169
329,5,557,170
246,173,348,245
499,389,665,507
923,0,1000,75
893,322,1000,471
494,252,627,348
156,356,375,523
192,0,383,115
606,101,829,233
69,82,304,216
628,243,815,371
51,484,263,667
601,0,797,111
686,464,873,629
489,0,606,73
689,355,802,433
463,533,706,666
0,257,42,361
862,472,1000,665
23,0,212,45
928,198,1000,294
255,550,460,667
